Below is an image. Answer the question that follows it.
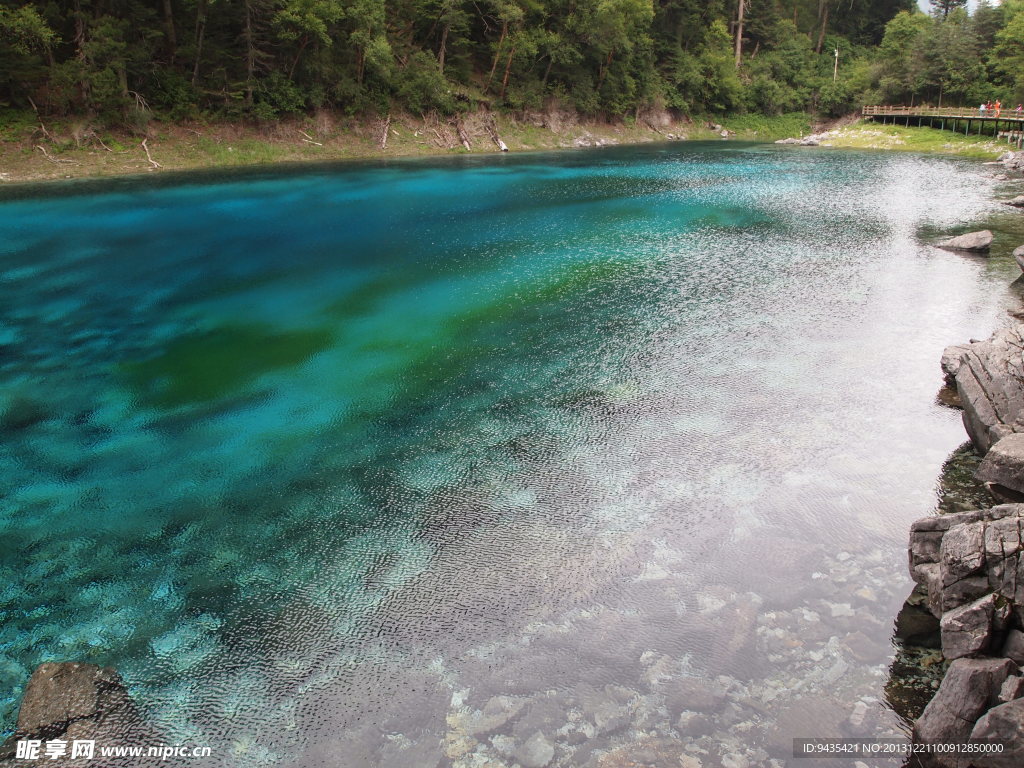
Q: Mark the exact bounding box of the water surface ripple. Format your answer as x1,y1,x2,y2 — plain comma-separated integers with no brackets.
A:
0,144,1017,767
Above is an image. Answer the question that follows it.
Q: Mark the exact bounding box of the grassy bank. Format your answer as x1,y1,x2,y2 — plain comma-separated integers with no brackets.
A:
4,113,1011,187
0,110,812,185
815,122,1012,159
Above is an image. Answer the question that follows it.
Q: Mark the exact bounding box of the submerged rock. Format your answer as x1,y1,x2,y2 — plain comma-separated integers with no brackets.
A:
514,730,555,768
15,662,137,736
937,230,993,253
0,662,156,766
1014,245,1024,272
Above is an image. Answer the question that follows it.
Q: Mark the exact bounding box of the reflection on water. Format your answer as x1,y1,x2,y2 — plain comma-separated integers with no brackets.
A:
0,144,1021,766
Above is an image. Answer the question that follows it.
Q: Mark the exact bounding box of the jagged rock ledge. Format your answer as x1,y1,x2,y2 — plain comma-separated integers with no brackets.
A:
904,327,1024,764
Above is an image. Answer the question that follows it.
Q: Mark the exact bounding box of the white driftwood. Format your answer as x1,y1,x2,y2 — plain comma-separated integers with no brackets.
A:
141,139,162,169
36,145,78,164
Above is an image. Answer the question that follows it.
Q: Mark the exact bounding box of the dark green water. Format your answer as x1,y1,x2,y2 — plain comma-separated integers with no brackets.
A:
0,143,1019,766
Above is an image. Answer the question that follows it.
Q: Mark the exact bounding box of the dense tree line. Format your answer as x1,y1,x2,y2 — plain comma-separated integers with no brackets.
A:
0,0,938,127
851,0,1024,111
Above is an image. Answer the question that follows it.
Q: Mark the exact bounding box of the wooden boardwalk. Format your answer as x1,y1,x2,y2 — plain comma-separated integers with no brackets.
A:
862,105,1024,145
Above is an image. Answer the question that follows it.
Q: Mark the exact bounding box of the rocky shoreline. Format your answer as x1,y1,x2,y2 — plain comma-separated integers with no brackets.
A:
903,149,1024,766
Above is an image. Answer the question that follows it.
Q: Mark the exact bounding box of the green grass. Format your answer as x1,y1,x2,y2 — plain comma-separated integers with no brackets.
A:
824,121,1010,159
718,112,814,141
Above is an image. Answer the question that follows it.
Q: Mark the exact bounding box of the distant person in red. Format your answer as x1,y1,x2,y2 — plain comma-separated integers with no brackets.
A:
1016,104,1022,116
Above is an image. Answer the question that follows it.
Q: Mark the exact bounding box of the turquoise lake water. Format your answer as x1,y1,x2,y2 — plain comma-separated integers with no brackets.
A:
0,143,1021,766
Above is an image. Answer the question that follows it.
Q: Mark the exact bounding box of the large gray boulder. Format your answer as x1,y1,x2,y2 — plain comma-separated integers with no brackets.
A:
914,657,1018,765
940,594,1007,659
950,325,1024,454
978,433,1024,497
1014,245,1024,272
969,698,1024,767
938,230,994,252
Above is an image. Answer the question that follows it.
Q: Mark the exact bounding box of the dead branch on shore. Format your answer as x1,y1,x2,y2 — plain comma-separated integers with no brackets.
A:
141,139,162,168
299,129,323,146
454,117,472,151
36,145,78,164
484,114,509,151
378,115,391,149
35,122,57,144
644,119,666,136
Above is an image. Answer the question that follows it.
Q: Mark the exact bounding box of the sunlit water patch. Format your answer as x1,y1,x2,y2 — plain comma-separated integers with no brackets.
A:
0,144,1020,767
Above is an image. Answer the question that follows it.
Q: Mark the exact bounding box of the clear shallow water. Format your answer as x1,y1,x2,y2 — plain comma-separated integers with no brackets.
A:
0,144,1021,767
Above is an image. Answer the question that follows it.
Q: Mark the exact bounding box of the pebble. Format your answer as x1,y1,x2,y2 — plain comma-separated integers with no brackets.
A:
828,602,855,618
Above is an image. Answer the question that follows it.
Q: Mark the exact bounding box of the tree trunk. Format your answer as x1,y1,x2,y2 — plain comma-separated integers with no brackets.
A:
815,0,828,54
598,49,613,86
289,34,308,80
243,0,255,107
438,23,449,74
541,54,553,89
72,0,91,110
162,0,177,63
192,0,207,85
499,45,515,101
485,20,507,93
734,0,744,68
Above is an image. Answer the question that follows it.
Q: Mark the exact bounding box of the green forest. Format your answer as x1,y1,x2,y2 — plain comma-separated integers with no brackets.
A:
2,0,1024,128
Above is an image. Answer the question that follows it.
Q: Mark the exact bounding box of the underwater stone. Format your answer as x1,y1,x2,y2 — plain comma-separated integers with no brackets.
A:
0,396,47,432
16,662,131,734
513,730,555,768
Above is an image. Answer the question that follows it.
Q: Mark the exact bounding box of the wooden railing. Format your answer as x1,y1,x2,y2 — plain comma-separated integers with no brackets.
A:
863,105,1024,119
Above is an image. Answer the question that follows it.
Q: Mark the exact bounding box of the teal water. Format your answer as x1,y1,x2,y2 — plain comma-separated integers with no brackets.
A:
0,144,1019,766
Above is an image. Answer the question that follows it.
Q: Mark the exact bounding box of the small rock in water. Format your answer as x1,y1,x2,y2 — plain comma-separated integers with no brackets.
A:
936,230,993,253
514,730,555,768
848,700,869,728
1014,244,1024,272
1005,195,1024,207
828,602,855,618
